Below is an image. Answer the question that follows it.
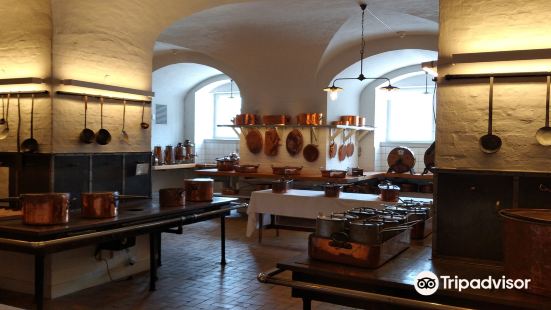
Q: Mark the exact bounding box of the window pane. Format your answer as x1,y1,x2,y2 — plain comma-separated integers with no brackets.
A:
386,90,435,142
214,94,241,138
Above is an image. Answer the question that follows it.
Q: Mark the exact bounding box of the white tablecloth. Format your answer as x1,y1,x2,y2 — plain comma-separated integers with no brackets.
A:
246,189,432,237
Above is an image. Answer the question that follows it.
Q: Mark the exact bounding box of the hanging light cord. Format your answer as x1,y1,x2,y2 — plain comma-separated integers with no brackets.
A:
359,4,366,78
324,3,398,92
229,79,234,98
366,7,394,32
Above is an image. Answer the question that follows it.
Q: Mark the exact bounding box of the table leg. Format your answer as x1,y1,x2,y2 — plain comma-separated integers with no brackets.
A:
220,213,226,266
35,254,44,310
302,297,311,310
157,233,162,267
258,213,263,243
149,232,157,291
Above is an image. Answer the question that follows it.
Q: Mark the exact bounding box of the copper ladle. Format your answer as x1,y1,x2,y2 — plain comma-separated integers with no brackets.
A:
120,100,129,143
140,101,149,129
0,94,5,125
0,94,10,140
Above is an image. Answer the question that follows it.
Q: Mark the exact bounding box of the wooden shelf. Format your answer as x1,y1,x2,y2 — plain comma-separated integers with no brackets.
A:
382,172,433,181
217,124,374,131
194,169,377,183
152,163,196,171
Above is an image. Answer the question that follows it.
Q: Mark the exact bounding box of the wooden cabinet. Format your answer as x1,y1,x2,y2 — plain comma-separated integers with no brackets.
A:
518,176,551,209
435,171,514,262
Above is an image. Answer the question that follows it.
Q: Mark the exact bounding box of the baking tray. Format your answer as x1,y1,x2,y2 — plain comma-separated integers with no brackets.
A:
411,217,432,240
308,228,411,268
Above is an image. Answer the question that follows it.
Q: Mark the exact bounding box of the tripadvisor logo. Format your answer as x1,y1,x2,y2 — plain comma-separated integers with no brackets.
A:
414,271,531,296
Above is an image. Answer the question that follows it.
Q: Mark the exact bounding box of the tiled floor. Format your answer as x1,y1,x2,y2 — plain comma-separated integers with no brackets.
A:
0,211,356,310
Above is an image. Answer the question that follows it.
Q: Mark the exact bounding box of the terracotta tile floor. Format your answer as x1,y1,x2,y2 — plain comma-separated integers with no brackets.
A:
0,211,356,310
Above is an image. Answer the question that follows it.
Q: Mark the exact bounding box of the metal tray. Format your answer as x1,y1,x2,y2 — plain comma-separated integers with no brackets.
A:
308,228,411,268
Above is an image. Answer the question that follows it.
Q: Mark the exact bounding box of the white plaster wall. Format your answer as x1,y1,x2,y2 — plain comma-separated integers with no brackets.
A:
437,0,551,171
152,63,222,149
0,236,148,298
0,0,52,153
48,0,250,153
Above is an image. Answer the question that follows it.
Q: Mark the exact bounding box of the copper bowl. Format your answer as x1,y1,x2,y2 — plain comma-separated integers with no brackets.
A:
81,192,119,218
320,169,347,178
234,164,259,173
21,193,70,225
272,165,302,175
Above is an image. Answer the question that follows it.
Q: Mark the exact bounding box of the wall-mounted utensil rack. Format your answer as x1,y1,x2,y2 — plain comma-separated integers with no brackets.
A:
218,124,374,140
445,71,551,80
0,77,44,85
56,91,151,104
61,79,154,97
0,90,49,96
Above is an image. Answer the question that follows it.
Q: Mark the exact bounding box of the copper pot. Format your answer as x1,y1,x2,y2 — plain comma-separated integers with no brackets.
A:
234,113,258,125
159,188,185,207
349,168,363,176
500,209,551,297
322,183,342,198
272,179,293,194
184,178,213,202
21,193,70,225
262,115,289,125
378,182,400,202
272,165,302,175
81,192,119,218
216,158,238,171
340,115,359,126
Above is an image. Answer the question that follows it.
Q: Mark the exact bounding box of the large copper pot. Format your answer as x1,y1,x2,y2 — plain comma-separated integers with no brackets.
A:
81,192,119,218
21,193,70,225
184,178,213,202
500,209,551,297
159,188,185,207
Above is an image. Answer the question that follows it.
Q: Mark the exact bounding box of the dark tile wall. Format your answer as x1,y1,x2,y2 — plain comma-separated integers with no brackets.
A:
1,152,151,209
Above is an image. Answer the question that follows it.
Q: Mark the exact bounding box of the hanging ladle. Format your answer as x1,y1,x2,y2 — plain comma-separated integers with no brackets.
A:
120,99,129,143
21,94,39,153
95,97,112,145
0,95,6,125
536,75,551,146
0,94,10,140
140,101,149,129
479,76,502,153
79,95,95,144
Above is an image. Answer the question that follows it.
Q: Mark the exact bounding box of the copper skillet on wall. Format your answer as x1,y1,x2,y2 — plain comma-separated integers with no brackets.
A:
96,97,112,145
479,76,502,153
79,95,95,143
246,128,263,154
303,127,319,162
286,129,303,156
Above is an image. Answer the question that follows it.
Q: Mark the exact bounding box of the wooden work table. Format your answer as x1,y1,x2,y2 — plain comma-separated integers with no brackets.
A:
194,169,433,183
258,237,550,310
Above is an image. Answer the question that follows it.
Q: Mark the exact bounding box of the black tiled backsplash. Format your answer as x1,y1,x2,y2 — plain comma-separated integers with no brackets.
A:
1,152,151,209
